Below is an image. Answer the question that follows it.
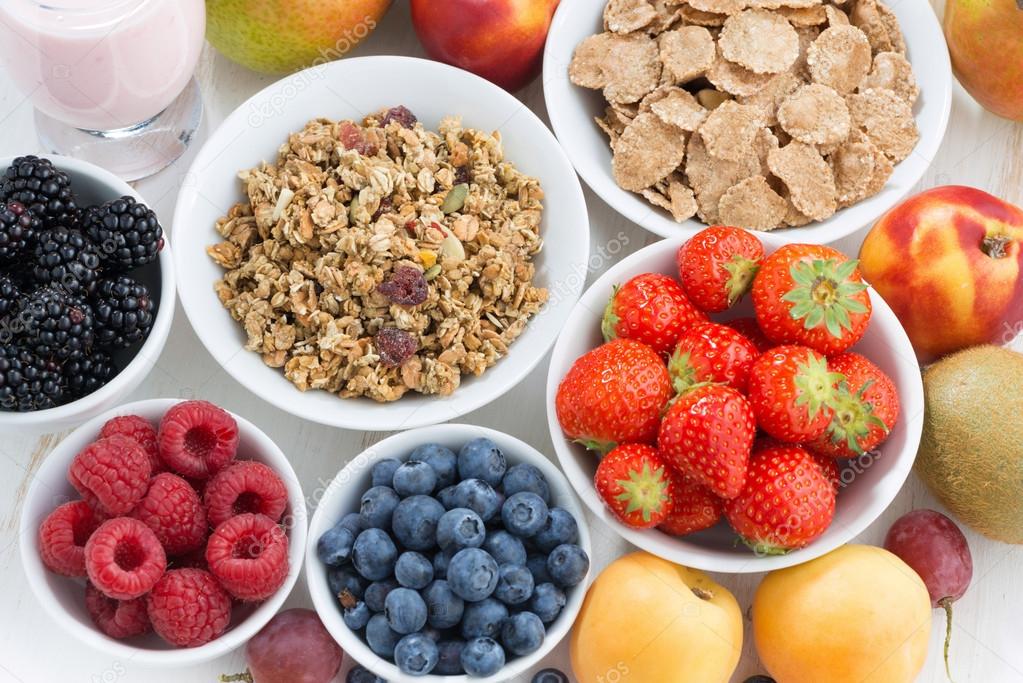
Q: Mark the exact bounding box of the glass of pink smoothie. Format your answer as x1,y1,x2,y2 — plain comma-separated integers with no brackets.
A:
0,0,206,180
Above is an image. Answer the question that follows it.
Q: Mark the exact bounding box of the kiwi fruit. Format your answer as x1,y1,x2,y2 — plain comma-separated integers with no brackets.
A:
917,345,1023,544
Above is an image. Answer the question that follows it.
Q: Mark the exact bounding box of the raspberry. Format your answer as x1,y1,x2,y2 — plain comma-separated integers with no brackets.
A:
99,415,161,473
85,518,167,600
132,473,208,556
157,400,238,479
85,582,150,639
146,569,232,647
203,461,288,529
68,435,151,515
205,513,289,602
38,500,102,576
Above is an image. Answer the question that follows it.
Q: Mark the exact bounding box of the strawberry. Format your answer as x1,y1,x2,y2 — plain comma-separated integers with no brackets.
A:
752,243,872,355
601,272,706,354
669,321,759,394
724,444,836,553
676,225,765,313
747,345,843,443
594,444,674,528
723,316,773,353
657,384,756,499
808,352,900,458
657,470,724,537
555,339,673,453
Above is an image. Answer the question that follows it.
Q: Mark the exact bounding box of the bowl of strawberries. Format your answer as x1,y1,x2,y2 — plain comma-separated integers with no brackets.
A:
546,227,924,572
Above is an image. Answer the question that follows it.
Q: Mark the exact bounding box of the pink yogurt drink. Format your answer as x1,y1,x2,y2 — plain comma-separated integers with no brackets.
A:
0,0,205,132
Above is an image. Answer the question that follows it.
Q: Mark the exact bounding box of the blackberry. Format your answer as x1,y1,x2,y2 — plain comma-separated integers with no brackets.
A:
0,156,78,229
0,201,41,262
0,274,22,319
92,275,154,350
18,287,95,361
81,196,163,271
63,349,116,399
32,227,102,295
0,345,62,411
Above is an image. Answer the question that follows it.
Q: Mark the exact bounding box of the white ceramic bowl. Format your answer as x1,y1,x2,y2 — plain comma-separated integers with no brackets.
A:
174,55,590,432
546,239,924,573
542,0,952,244
307,423,592,681
0,156,175,433
19,398,308,667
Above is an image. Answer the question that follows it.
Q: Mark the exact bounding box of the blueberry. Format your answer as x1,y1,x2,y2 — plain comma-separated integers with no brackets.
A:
392,495,446,552
394,632,439,676
395,551,434,590
339,512,365,536
372,458,402,487
327,566,367,599
366,613,401,659
533,507,580,553
435,639,466,675
502,463,551,504
342,600,372,630
437,485,459,510
436,507,486,550
494,563,535,605
393,460,437,497
384,587,429,634
547,544,590,587
458,437,507,487
526,553,553,585
450,478,502,521
533,668,570,683
461,597,508,639
410,443,458,488
422,579,465,629
420,625,443,642
352,528,398,581
483,530,527,566
446,547,500,602
433,547,456,576
317,523,355,566
501,610,545,656
360,486,400,529
501,492,549,537
347,665,386,683
460,637,506,677
530,582,567,623
364,578,399,613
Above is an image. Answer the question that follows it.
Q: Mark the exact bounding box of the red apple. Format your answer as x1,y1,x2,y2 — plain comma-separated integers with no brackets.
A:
411,0,560,92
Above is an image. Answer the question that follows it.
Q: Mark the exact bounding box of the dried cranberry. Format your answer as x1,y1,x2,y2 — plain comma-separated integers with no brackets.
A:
338,121,377,156
375,328,417,367
454,166,472,186
371,197,393,222
381,106,418,129
377,266,428,306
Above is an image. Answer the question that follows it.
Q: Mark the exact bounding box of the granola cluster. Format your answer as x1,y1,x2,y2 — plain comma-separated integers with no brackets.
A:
208,108,548,402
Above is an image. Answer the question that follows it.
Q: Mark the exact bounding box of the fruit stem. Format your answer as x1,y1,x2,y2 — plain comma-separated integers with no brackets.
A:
981,235,1012,259
220,672,253,683
691,587,714,600
939,596,954,682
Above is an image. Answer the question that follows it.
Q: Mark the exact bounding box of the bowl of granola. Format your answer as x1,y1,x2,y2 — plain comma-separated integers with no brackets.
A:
542,0,951,242
173,56,590,430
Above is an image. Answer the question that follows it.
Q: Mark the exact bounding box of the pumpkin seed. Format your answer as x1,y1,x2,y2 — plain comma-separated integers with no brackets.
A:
441,183,469,214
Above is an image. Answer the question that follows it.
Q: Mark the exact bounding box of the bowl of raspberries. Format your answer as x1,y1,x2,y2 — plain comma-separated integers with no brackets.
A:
20,398,307,665
0,154,175,431
307,424,592,680
546,226,924,573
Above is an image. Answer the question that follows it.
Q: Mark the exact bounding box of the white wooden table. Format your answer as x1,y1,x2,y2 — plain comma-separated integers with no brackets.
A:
1,2,1021,682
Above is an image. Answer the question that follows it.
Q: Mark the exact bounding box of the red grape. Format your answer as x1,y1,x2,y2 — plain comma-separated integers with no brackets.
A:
884,509,972,677
245,609,343,683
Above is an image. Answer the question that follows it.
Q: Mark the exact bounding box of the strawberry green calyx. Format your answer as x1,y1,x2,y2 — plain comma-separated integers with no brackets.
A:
824,380,889,454
723,255,761,307
738,536,793,556
614,462,671,524
600,285,621,343
782,258,869,339
668,349,698,394
794,352,845,420
574,437,617,455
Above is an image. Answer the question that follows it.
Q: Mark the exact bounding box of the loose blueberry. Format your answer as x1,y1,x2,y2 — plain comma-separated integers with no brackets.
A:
501,610,545,656
526,553,553,585
533,668,570,683
392,460,437,497
436,507,486,550
366,612,401,659
395,551,434,590
446,547,500,602
392,495,446,552
494,563,535,605
435,639,466,675
437,485,459,510
533,507,581,553
360,486,401,530
422,579,465,630
395,632,439,676
457,437,507,487
339,512,365,536
502,463,551,504
364,579,399,613
353,528,398,581
530,582,567,623
385,587,429,635
450,478,502,521
343,600,372,630
371,458,402,487
547,543,590,587
433,547,457,576
460,637,506,677
483,530,527,566
461,597,508,639
318,523,356,566
410,443,458,489
347,665,386,683
328,566,367,600
501,491,549,537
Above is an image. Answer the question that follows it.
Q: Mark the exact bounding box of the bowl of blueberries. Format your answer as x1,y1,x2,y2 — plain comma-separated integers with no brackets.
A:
307,424,592,681
0,154,174,432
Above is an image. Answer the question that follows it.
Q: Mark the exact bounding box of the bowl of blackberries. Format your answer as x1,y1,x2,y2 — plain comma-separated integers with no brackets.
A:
307,424,592,681
0,155,174,431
